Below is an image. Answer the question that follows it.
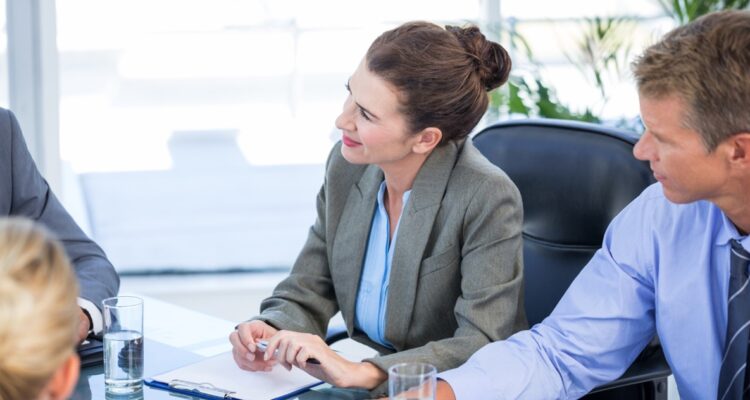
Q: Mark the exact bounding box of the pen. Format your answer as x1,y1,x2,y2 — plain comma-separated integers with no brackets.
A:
255,340,321,365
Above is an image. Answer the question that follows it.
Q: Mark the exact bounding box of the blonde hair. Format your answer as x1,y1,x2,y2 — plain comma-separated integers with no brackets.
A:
632,10,750,150
0,218,79,400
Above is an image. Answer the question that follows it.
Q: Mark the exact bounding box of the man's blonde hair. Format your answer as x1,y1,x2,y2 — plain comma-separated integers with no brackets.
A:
0,218,79,400
632,10,750,150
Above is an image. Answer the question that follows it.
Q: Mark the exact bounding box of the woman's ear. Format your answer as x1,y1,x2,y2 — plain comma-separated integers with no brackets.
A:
42,354,80,400
412,127,443,154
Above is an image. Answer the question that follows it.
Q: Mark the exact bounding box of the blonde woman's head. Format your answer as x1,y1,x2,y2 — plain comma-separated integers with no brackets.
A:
0,218,80,400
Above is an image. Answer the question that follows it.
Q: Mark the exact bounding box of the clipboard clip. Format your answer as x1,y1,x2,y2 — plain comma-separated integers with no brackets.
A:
169,379,237,399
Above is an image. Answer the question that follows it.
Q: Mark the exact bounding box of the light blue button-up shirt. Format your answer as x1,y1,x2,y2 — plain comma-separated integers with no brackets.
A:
354,181,411,349
440,183,750,399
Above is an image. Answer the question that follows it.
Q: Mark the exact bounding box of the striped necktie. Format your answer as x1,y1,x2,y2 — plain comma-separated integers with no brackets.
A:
718,239,750,400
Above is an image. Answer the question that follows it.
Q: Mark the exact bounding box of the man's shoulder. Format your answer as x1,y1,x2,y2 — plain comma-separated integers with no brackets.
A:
0,107,16,172
0,107,11,121
620,183,718,234
633,183,714,215
627,183,668,215
0,107,15,144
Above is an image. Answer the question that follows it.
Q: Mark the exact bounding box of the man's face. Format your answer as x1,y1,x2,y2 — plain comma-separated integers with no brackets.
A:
633,94,731,204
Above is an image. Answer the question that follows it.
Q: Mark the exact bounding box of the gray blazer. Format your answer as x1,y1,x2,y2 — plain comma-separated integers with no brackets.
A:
0,108,119,311
257,139,526,391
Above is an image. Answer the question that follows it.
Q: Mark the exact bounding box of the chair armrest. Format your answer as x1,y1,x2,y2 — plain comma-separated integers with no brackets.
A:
325,323,349,345
590,348,671,393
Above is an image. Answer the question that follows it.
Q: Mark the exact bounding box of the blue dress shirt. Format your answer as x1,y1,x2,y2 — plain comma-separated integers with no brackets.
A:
354,181,411,349
440,183,750,399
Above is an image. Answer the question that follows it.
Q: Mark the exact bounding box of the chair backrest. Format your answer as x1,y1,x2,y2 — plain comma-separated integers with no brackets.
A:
473,119,655,326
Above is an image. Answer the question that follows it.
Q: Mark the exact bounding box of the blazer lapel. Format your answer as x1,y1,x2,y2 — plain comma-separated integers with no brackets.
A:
332,165,383,335
384,140,462,349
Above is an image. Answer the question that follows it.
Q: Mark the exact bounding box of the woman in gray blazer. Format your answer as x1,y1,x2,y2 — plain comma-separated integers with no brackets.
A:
230,21,526,394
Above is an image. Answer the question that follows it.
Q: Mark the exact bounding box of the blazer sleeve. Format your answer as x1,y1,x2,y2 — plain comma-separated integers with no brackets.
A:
4,109,119,310
365,173,526,380
253,152,340,337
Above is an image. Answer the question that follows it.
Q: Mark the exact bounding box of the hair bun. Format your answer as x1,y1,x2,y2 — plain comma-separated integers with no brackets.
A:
446,25,511,91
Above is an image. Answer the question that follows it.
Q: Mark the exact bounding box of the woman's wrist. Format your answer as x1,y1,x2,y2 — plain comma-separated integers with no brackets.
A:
347,361,387,389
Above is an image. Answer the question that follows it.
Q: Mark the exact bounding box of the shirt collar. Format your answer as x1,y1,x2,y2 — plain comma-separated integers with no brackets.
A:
376,180,412,209
714,202,749,250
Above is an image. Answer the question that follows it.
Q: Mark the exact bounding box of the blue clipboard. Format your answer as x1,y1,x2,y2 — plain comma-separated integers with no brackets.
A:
144,377,322,400
143,351,323,400
145,378,241,400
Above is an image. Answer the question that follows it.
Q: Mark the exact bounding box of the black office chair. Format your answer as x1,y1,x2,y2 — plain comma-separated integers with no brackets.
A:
473,118,671,399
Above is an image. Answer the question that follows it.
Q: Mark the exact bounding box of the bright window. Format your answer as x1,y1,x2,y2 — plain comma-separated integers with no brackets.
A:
56,0,479,272
0,1,9,107
55,1,667,273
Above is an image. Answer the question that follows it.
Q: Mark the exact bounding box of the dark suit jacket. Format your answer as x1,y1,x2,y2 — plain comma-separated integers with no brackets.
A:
0,108,119,311
257,139,526,392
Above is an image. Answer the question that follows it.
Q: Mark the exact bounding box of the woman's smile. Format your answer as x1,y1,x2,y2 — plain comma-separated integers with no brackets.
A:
342,135,362,147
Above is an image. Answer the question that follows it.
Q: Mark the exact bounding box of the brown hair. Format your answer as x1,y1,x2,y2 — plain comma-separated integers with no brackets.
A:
0,218,79,400
632,10,750,150
366,21,511,144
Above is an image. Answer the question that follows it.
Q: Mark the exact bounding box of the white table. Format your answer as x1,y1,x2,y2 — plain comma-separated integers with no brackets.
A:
72,294,370,400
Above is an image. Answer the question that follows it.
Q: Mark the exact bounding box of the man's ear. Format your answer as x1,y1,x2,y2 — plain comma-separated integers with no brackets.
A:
42,354,80,400
728,133,750,167
412,127,443,155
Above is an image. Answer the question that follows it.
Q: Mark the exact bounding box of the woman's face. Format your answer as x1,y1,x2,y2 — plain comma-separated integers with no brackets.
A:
335,59,423,168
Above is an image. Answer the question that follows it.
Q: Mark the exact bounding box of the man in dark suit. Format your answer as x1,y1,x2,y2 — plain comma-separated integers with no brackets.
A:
0,107,119,342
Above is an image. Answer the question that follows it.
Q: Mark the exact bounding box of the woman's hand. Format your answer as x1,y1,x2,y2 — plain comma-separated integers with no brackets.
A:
263,330,386,389
229,320,279,372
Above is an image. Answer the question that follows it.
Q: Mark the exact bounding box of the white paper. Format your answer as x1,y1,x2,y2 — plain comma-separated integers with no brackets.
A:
135,294,235,353
150,351,322,399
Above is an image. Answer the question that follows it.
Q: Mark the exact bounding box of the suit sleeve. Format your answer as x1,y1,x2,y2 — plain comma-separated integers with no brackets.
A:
252,149,340,337
365,174,526,378
5,109,119,313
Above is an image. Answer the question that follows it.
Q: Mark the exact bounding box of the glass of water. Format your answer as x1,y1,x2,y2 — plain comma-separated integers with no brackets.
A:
388,362,436,400
102,296,144,395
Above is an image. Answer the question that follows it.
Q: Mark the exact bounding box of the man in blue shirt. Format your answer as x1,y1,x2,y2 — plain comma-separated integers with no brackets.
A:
435,10,750,400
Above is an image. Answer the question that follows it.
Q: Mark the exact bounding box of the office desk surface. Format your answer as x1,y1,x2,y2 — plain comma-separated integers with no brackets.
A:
72,294,370,400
